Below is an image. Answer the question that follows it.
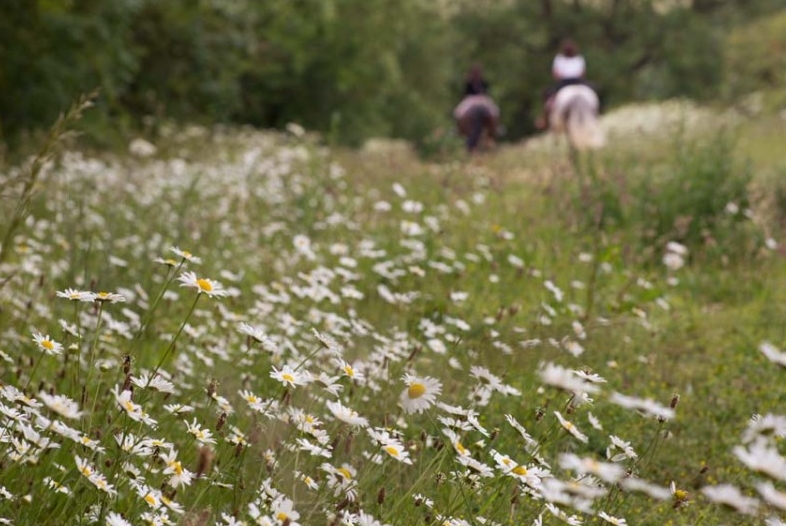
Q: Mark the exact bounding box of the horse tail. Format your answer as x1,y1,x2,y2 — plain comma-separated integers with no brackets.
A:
466,104,492,151
565,96,605,150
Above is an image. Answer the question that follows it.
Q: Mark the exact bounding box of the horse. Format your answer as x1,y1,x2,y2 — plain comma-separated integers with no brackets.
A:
548,84,605,152
454,94,500,152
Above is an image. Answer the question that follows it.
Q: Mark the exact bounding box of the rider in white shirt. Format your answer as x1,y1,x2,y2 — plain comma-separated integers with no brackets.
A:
536,39,587,130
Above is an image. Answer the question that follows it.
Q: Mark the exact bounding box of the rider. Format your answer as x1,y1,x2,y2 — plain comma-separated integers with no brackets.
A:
454,64,500,151
536,38,587,130
464,63,490,96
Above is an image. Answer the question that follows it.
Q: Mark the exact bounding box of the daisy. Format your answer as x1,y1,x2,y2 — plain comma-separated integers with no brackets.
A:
106,512,132,526
314,372,343,397
504,414,539,450
270,365,310,388
554,411,588,443
326,400,369,427
161,448,194,488
321,462,358,500
759,342,786,367
538,362,600,396
163,403,195,415
442,428,471,457
743,413,786,443
238,322,272,345
456,454,494,477
56,288,96,302
32,332,63,356
132,373,175,394
701,484,759,515
558,453,624,483
338,359,365,382
184,418,217,445
170,246,202,264
43,477,70,495
606,435,637,462
177,271,229,298
271,496,301,525
295,438,332,458
154,256,181,267
94,291,126,303
400,373,441,414
38,392,82,419
757,481,786,510
295,470,319,490
380,440,413,465
226,426,248,446
733,437,786,481
114,387,157,428
609,392,675,421
597,511,627,525
544,503,584,525
75,455,116,496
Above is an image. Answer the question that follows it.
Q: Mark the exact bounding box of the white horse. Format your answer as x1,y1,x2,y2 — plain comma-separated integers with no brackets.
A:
549,84,605,151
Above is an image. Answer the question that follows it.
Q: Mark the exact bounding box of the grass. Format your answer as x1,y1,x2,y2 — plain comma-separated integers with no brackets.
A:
1,100,786,526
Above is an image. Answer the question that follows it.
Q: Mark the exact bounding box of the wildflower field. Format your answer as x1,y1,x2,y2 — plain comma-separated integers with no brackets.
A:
2,102,786,526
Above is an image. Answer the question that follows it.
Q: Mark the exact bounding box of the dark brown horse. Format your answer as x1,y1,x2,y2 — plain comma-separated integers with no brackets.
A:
454,95,500,152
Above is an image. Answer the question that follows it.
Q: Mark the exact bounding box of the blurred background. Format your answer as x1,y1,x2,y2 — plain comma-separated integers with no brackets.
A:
0,0,784,154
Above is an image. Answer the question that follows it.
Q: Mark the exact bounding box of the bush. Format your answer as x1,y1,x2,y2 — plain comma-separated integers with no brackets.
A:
631,131,753,260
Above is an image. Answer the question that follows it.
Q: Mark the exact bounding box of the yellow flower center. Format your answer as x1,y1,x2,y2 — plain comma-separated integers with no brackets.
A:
455,442,467,456
42,340,54,350
182,251,192,258
196,279,213,292
337,467,352,480
169,460,183,475
512,466,528,476
674,489,688,500
144,493,158,507
282,373,295,383
384,445,400,457
277,512,289,521
408,383,427,399
344,365,355,377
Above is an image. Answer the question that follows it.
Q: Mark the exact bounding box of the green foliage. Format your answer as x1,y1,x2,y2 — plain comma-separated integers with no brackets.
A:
633,132,752,253
724,11,786,99
0,0,783,150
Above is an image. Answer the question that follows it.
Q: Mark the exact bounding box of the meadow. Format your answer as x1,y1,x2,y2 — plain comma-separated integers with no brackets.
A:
2,97,786,526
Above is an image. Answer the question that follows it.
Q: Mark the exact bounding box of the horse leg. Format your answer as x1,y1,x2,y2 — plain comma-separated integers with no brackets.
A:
466,106,489,152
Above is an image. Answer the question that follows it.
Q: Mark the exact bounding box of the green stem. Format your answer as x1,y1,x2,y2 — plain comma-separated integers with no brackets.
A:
149,293,201,384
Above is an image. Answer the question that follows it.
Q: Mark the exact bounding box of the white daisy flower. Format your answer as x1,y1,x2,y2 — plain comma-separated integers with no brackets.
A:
270,365,310,388
56,288,96,302
184,418,217,445
38,392,82,420
326,400,368,427
177,271,229,298
701,484,759,515
32,332,63,356
554,411,588,443
170,246,202,264
400,373,441,414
